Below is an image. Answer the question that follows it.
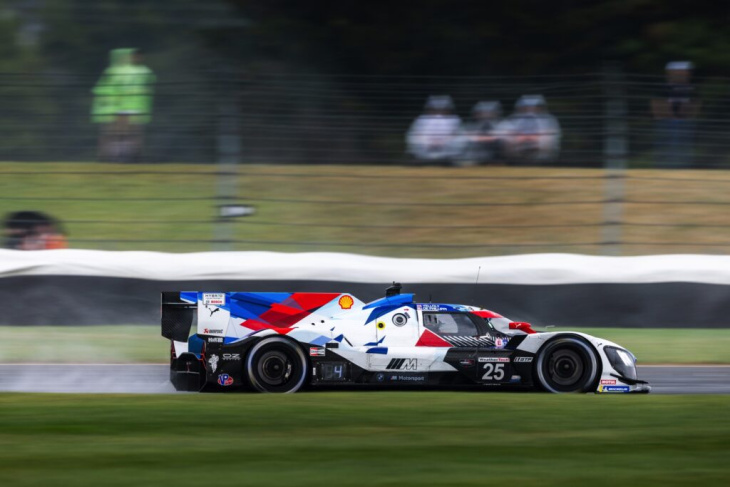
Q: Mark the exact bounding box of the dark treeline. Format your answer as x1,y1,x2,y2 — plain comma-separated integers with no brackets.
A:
4,0,729,77
2,0,730,163
221,0,730,76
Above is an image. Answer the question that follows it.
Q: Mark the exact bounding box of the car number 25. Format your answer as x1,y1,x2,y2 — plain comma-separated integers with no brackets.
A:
481,363,505,381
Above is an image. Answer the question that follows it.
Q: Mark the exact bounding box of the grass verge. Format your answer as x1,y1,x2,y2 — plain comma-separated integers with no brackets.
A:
5,162,730,256
559,327,730,364
1,326,728,364
0,393,728,486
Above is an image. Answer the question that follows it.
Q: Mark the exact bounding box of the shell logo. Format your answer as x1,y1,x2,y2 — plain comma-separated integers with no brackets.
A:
338,295,354,310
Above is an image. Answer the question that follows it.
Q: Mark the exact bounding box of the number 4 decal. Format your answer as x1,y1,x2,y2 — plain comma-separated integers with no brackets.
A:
482,363,505,381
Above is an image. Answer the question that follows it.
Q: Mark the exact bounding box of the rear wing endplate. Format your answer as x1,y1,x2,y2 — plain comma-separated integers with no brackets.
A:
161,292,197,341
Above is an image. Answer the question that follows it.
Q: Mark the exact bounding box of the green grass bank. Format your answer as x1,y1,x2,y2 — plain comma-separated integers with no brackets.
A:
1,326,728,364
0,393,728,486
4,162,730,256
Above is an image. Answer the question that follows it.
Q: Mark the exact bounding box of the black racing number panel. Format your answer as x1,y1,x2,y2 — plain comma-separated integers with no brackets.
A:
478,360,512,384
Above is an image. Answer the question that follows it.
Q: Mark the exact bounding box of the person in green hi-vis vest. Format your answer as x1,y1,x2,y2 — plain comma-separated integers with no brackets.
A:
92,48,156,162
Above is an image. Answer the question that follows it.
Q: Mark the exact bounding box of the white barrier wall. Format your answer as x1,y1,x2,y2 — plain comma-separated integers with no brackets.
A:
2,250,730,327
3,249,730,284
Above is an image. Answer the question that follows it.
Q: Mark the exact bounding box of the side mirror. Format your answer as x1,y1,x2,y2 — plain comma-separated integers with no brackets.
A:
509,322,537,334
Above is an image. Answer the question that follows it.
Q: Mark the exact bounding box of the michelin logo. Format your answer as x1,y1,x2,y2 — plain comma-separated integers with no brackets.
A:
600,385,630,393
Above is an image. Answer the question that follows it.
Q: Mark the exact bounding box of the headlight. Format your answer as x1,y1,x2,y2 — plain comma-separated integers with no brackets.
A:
604,346,637,380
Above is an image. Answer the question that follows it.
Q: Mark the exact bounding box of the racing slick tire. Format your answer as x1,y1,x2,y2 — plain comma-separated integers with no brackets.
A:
246,337,308,393
535,336,599,393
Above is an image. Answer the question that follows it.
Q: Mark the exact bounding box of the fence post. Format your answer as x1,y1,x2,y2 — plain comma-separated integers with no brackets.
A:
602,65,628,256
213,71,241,251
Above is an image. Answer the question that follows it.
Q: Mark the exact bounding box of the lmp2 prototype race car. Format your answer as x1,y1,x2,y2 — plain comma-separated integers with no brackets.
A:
161,284,650,394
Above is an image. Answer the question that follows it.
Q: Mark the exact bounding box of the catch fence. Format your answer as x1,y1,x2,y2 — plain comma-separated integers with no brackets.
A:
1,70,730,167
3,70,730,255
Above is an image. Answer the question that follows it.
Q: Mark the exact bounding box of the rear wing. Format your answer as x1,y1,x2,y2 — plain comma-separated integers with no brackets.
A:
161,292,197,341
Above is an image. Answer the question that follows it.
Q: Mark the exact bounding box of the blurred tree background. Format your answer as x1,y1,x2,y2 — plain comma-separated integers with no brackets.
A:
2,0,728,76
0,0,729,163
214,0,730,76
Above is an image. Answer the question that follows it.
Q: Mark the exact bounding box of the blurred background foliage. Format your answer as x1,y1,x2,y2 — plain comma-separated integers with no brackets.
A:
217,0,730,76
3,0,730,90
0,0,730,75
1,0,729,164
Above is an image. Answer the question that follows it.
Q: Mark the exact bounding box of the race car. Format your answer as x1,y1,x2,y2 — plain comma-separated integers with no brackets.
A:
161,284,650,394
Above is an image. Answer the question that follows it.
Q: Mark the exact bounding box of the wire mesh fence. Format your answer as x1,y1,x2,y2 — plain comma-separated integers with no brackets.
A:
3,70,730,255
2,70,729,166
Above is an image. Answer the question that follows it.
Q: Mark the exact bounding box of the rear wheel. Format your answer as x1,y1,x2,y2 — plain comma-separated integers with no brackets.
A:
535,337,599,393
246,337,307,393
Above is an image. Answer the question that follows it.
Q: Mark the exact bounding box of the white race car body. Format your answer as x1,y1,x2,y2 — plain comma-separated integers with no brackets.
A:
161,287,650,394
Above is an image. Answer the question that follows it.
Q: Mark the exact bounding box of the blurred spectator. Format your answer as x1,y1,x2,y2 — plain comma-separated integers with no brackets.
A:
406,95,462,164
92,48,156,163
502,95,561,164
3,211,68,250
651,61,700,168
453,101,506,166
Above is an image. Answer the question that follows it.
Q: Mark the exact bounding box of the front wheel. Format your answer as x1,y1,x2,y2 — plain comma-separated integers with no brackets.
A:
246,337,308,393
535,337,599,393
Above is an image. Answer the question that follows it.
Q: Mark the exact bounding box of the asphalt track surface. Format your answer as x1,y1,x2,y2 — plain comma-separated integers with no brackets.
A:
0,364,728,394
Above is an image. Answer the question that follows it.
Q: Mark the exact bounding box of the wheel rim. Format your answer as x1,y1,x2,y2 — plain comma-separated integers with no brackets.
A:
258,351,292,386
247,338,307,393
548,349,583,386
536,338,598,393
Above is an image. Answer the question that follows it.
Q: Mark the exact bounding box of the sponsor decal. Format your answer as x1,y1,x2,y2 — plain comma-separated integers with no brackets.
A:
203,293,225,306
203,328,224,335
206,306,220,317
494,337,510,348
309,347,326,357
338,295,354,310
459,358,475,367
514,357,533,363
600,379,617,385
419,304,440,311
376,373,385,382
207,337,223,343
388,374,427,382
478,357,510,363
207,354,219,373
386,358,417,370
222,353,240,361
600,385,630,393
217,374,233,386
